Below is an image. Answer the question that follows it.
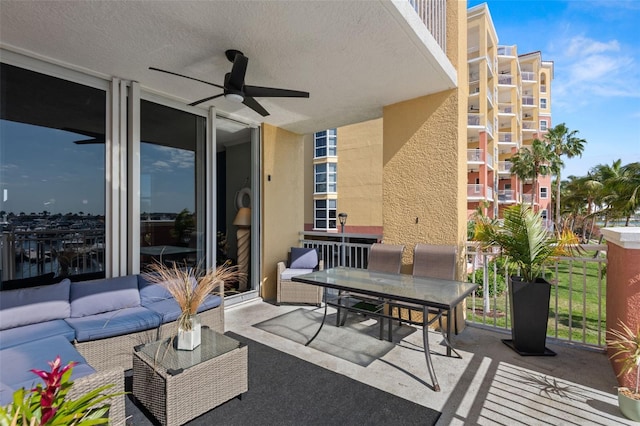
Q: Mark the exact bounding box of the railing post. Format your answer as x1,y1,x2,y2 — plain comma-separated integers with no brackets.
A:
601,227,640,388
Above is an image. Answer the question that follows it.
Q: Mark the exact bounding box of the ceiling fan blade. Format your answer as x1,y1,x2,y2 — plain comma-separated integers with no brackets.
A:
189,93,224,107
244,85,309,98
228,53,248,90
149,67,224,90
242,96,269,117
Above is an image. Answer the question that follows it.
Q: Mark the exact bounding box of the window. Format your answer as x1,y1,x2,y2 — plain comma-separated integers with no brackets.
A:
314,162,337,193
540,98,547,109
0,62,107,280
314,199,337,230
314,129,337,158
540,187,548,199
540,120,547,131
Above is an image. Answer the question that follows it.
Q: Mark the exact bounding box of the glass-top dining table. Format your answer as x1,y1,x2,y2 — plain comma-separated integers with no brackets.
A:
292,267,478,391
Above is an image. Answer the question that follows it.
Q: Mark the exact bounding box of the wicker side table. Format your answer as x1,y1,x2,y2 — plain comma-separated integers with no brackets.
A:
133,328,248,426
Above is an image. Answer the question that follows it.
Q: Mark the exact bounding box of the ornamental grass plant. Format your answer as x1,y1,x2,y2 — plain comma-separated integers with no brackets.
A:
144,261,241,332
608,320,640,399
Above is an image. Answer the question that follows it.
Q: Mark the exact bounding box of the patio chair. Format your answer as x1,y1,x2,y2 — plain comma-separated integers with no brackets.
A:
277,247,323,306
335,243,404,340
390,243,459,333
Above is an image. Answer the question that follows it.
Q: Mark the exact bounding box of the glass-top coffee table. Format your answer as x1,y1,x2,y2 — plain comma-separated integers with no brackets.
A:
133,327,248,426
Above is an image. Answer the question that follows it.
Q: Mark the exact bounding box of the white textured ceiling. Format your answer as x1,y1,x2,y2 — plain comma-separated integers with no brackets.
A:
0,0,456,135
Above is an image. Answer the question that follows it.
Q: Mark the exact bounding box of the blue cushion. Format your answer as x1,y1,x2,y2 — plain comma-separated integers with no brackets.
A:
143,294,222,324
289,247,318,269
0,336,95,405
138,274,173,305
0,320,75,349
70,275,141,317
0,279,71,330
64,306,161,342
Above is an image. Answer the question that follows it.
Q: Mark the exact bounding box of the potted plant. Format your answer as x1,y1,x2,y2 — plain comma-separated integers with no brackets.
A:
474,204,579,355
607,320,640,421
0,356,122,425
144,261,241,350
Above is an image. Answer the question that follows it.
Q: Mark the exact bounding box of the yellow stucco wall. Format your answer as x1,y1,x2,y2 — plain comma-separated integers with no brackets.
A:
261,124,305,301
337,118,383,229
381,0,468,278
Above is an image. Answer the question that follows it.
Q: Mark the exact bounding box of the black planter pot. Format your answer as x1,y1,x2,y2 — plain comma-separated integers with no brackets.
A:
502,276,556,356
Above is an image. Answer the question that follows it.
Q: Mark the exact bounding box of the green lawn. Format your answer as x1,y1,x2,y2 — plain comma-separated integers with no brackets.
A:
466,254,607,347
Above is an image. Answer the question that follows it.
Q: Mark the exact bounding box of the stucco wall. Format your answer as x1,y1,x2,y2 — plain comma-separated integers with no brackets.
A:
381,0,468,277
337,118,383,231
261,124,305,301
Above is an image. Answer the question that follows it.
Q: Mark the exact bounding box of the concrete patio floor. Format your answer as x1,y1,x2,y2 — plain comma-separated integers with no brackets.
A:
225,299,634,425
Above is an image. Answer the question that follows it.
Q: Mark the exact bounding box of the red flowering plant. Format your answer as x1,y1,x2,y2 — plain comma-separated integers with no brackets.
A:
0,356,122,425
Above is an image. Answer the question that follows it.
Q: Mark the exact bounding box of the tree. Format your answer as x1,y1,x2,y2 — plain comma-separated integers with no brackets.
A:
545,123,586,230
510,138,553,208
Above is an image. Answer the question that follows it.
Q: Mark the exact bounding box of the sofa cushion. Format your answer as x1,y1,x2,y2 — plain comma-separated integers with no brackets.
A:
280,268,314,281
64,306,161,342
0,336,95,405
138,275,197,306
0,279,71,330
0,320,75,349
143,294,222,324
289,247,318,269
70,275,141,317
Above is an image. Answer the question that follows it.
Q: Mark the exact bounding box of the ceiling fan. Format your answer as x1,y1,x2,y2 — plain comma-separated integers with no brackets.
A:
150,49,309,117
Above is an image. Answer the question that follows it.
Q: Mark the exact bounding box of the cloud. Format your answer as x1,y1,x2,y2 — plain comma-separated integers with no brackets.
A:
551,35,639,110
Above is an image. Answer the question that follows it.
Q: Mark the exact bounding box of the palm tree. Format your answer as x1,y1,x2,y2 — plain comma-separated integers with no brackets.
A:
611,162,640,226
545,124,586,230
510,139,553,208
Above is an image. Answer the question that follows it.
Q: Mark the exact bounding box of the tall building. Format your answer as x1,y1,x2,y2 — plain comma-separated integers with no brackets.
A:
466,4,554,223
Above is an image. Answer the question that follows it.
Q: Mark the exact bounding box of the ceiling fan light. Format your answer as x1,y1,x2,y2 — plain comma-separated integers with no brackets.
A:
225,93,244,103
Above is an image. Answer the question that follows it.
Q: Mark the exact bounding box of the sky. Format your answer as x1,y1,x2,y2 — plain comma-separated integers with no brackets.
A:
467,0,640,179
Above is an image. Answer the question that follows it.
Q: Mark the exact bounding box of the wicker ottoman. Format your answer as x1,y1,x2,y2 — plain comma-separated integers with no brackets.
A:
132,328,248,426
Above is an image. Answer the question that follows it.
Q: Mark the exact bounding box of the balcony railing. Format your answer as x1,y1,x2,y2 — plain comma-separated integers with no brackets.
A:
522,121,537,131
498,161,512,173
1,229,105,281
497,45,516,56
498,132,516,143
497,189,516,202
522,96,536,106
497,74,513,85
467,149,482,162
521,71,536,81
408,0,446,52
467,113,482,126
467,184,492,199
498,103,514,114
522,193,534,204
466,242,608,348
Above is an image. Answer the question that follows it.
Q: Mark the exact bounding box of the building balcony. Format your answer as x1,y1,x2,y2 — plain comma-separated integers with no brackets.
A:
497,45,517,56
467,149,483,163
497,74,513,85
498,103,514,115
521,70,536,82
497,189,516,203
522,121,537,132
522,96,536,106
467,184,492,200
467,113,483,127
498,132,516,144
498,161,512,174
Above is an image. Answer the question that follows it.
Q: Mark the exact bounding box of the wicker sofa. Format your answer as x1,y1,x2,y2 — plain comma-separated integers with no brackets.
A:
0,274,225,423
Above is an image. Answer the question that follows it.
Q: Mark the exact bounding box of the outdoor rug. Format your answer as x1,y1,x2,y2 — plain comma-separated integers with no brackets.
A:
253,308,416,366
125,332,441,425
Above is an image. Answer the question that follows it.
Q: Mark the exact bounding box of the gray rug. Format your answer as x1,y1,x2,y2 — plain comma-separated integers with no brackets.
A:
253,308,416,366
126,332,440,425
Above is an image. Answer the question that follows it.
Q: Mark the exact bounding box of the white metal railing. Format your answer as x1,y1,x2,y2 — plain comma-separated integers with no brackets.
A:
498,74,513,85
498,161,512,173
497,189,515,202
467,149,483,162
468,113,482,126
498,132,515,143
522,96,536,106
497,45,516,56
408,0,446,52
521,71,536,81
498,103,513,114
465,242,608,348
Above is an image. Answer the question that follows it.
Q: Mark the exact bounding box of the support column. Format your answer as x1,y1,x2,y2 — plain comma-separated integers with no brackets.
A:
601,227,640,388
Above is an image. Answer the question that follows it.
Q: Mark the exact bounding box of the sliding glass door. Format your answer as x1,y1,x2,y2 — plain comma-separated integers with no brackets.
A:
139,100,206,270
